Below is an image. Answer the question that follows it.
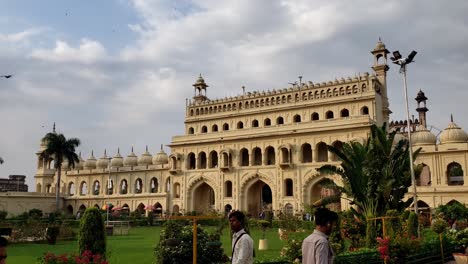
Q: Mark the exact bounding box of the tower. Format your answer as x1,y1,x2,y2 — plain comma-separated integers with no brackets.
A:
192,74,209,103
371,39,391,122
34,124,56,193
415,90,428,129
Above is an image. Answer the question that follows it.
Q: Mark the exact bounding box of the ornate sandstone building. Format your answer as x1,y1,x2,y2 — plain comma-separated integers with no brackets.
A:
30,41,467,217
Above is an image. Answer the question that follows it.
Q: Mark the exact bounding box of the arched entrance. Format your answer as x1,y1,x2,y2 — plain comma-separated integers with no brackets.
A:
154,202,163,217
310,179,341,211
245,180,272,218
192,182,215,214
66,205,74,215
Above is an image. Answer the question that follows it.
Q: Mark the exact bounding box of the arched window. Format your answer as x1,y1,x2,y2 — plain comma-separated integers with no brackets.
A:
225,181,232,197
280,146,290,164
252,120,259,128
331,141,343,161
120,179,128,194
237,121,244,129
293,114,301,123
447,162,464,185
135,178,143,193
416,164,431,186
174,182,181,198
326,111,334,119
106,180,114,195
340,109,349,118
240,148,249,166
317,142,328,162
80,181,87,196
264,118,271,126
187,152,196,170
212,124,218,132
201,126,208,133
253,147,262,166
360,106,369,115
311,112,319,121
68,182,75,196
277,116,284,125
209,151,218,168
188,127,194,134
285,179,293,196
198,152,207,169
190,109,194,116
265,146,275,165
301,143,312,163
93,180,100,195
223,123,229,131
150,177,158,193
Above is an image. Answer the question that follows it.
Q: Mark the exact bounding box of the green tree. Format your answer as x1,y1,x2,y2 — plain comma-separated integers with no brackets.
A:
41,131,80,211
78,207,106,258
318,123,419,218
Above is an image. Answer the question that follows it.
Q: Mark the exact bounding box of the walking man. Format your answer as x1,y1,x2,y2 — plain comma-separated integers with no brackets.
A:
229,211,254,264
302,208,339,264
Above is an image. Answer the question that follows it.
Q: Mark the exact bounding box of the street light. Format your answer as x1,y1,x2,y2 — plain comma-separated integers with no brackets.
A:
390,50,419,217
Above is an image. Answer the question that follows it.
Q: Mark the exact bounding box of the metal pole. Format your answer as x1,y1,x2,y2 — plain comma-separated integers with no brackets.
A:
107,159,111,225
401,64,419,218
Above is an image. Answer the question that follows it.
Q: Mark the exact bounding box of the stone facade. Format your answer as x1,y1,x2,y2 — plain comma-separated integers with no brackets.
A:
29,40,467,217
0,175,28,192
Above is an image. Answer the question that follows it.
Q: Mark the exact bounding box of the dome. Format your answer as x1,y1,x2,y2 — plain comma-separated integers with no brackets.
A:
84,151,97,170
138,146,152,166
393,132,407,145
440,121,468,144
374,40,386,50
111,149,124,168
411,126,436,145
75,152,84,170
153,145,168,165
123,147,138,167
96,150,109,169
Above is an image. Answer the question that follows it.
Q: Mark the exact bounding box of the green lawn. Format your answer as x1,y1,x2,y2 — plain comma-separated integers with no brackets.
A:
7,226,292,264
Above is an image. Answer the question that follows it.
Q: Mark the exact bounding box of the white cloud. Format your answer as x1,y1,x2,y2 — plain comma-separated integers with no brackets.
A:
30,38,107,63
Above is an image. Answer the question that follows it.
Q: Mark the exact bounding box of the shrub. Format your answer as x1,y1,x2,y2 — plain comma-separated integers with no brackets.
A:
436,202,468,221
431,218,447,234
407,212,418,238
78,207,106,258
0,210,7,220
10,220,46,242
341,210,366,250
45,226,60,245
38,250,108,264
29,208,43,220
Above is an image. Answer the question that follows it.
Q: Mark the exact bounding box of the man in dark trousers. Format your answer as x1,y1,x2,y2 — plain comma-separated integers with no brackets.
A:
0,236,7,264
229,211,254,264
302,208,339,264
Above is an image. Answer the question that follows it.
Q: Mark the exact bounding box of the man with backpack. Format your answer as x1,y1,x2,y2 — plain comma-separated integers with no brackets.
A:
229,211,254,264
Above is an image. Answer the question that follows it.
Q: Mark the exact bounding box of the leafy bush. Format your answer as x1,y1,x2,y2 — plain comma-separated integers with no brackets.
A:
341,210,366,250
0,210,7,220
407,212,418,238
431,218,447,234
10,220,46,242
436,202,468,221
78,207,106,258
155,220,227,264
38,250,108,264
335,248,380,264
46,226,60,245
447,228,468,253
29,208,43,219
147,211,154,226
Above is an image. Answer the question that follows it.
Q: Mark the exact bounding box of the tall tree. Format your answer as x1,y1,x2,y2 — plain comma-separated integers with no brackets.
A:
318,123,420,218
41,132,80,211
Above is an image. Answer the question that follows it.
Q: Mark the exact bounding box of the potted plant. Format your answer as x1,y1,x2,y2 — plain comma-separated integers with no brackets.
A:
259,220,270,250
449,228,468,264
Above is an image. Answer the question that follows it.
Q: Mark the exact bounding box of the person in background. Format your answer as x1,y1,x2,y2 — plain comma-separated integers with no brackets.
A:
302,208,339,264
229,211,254,264
0,236,7,264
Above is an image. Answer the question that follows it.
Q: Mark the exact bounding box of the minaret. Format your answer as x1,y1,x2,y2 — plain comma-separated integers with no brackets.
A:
192,74,209,103
371,39,391,122
415,90,428,128
34,124,56,193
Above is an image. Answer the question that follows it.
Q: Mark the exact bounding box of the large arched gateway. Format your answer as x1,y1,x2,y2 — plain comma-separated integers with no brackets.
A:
190,182,215,213
243,178,273,217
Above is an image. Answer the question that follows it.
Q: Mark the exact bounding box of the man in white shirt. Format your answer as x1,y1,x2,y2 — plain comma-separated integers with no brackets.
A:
229,211,254,264
302,208,339,264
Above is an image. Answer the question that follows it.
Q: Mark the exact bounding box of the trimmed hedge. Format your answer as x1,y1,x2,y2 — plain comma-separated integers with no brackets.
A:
78,207,106,258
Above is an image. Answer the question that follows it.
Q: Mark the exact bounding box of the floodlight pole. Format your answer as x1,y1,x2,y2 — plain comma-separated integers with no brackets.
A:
107,158,112,225
400,63,418,218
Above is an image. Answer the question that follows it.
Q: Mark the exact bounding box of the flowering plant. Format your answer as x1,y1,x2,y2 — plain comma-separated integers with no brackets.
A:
376,237,390,261
447,227,468,253
38,250,108,264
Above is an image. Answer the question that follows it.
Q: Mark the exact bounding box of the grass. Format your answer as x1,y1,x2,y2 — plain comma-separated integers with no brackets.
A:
7,225,292,264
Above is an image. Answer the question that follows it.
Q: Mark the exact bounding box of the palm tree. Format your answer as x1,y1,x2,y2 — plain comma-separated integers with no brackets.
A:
318,123,420,217
41,132,80,211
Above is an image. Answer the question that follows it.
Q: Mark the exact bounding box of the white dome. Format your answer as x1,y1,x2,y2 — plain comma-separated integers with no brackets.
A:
123,147,138,167
111,149,124,168
411,126,436,145
138,146,152,166
440,122,468,144
96,150,109,169
153,146,168,165
84,151,97,170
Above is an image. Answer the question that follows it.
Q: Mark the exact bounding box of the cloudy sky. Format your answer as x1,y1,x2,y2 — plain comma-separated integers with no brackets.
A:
0,0,467,189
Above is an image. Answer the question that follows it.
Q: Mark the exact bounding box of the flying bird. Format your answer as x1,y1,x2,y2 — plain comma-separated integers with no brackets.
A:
0,75,13,79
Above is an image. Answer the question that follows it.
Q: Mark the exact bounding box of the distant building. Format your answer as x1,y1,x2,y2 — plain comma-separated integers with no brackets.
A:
0,175,28,192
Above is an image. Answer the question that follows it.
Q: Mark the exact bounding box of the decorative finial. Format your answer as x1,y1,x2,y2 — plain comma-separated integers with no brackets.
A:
53,122,56,133
104,149,107,156
160,144,163,150
91,150,94,156
451,114,454,123
117,148,120,154
199,73,202,78
131,146,134,153
379,36,381,42
146,145,148,152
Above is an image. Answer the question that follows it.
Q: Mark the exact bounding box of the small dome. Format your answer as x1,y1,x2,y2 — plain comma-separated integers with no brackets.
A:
153,145,168,165
138,146,152,166
411,126,436,145
192,74,208,87
84,151,97,170
75,153,84,170
374,40,386,50
111,149,124,168
123,147,138,167
440,121,468,144
96,150,109,169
